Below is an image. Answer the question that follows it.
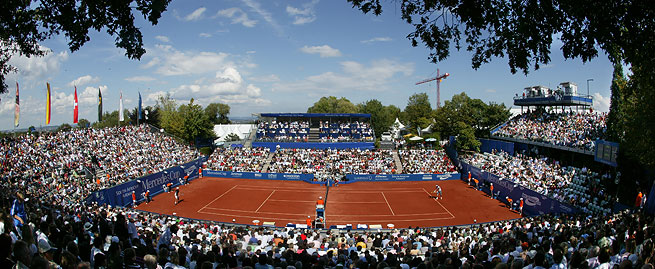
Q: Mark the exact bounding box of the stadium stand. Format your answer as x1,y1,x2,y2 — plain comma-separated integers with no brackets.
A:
0,125,198,204
461,151,613,214
1,122,652,268
2,180,652,268
492,111,607,151
204,147,270,172
399,149,457,174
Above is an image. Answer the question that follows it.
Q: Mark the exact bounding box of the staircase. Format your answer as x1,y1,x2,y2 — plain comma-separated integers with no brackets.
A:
308,128,321,142
261,151,275,173
244,125,258,148
392,150,403,174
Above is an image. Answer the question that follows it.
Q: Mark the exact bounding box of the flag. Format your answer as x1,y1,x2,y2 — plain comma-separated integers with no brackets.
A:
73,86,79,124
14,82,19,127
46,83,51,125
98,88,102,122
138,92,142,120
119,91,124,122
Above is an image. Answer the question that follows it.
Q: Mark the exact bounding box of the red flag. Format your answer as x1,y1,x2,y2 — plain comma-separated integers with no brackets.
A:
73,86,79,123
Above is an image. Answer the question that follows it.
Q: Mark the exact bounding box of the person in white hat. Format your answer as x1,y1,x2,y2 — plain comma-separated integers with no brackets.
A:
432,184,443,199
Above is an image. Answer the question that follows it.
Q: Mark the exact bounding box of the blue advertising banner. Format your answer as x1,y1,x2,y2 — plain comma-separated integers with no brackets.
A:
85,157,206,207
252,142,375,151
203,170,318,183
459,161,578,216
345,173,460,182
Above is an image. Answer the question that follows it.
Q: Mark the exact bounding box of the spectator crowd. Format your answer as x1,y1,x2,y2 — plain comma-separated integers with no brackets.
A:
0,125,198,207
257,121,310,143
267,148,397,181
2,179,654,269
461,151,614,214
493,111,607,151
399,150,457,174
204,147,270,172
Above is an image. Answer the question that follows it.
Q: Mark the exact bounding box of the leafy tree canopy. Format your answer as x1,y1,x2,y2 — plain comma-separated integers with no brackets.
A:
1,0,172,94
347,0,654,73
403,93,433,131
307,96,358,113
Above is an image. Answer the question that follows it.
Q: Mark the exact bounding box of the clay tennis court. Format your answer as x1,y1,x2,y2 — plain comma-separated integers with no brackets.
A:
137,177,519,228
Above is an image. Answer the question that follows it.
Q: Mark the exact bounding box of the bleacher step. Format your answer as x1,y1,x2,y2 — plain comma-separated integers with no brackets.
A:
261,151,275,173
392,150,403,174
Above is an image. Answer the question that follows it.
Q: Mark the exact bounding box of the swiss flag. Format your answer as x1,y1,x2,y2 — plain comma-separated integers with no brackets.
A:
73,86,79,124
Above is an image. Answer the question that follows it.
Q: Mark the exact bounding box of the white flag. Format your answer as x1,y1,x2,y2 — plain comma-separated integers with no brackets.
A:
119,91,124,121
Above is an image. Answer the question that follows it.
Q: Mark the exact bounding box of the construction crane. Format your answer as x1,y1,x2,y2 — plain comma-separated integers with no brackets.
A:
416,68,449,109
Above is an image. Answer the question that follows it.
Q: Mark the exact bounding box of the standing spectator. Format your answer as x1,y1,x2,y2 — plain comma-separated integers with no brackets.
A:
11,192,26,232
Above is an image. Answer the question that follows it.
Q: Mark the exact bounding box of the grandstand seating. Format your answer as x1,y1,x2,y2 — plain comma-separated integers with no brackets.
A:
2,123,647,269
492,111,607,151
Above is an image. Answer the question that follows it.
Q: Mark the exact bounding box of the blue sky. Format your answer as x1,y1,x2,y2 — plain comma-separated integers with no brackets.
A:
2,0,614,129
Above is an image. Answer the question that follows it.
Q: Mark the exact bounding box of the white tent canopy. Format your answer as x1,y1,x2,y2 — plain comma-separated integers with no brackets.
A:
390,118,406,139
213,124,255,142
409,136,424,141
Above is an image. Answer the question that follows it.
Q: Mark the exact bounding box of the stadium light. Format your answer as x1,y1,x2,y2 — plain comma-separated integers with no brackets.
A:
586,78,594,97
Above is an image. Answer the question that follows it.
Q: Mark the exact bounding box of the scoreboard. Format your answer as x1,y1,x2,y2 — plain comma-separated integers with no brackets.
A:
594,140,619,167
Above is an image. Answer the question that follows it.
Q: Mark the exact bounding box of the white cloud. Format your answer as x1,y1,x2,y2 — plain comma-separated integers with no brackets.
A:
156,67,270,106
361,37,392,43
216,7,257,27
125,76,156,82
143,45,231,76
241,0,283,35
300,45,341,58
68,75,100,87
7,46,69,83
485,89,497,93
286,0,319,25
78,85,108,107
250,74,280,83
185,7,206,21
199,33,212,38
593,92,611,113
273,59,414,94
155,35,170,43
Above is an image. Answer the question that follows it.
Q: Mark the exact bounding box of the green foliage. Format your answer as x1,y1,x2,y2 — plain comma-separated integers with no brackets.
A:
199,147,213,156
404,93,433,131
357,99,400,137
156,93,184,138
347,0,655,76
77,119,90,129
454,121,480,152
224,133,241,142
0,0,172,94
606,64,628,142
434,92,510,138
620,63,655,167
27,126,35,133
93,111,120,129
205,103,231,124
57,123,72,132
307,96,358,113
179,99,215,143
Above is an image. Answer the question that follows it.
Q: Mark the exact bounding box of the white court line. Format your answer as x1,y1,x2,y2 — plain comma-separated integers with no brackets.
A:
255,190,276,212
198,210,306,223
327,212,452,217
201,206,311,216
198,185,238,212
331,189,427,194
267,199,316,203
233,186,324,191
327,201,388,204
328,216,456,222
422,188,455,218
381,192,395,216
